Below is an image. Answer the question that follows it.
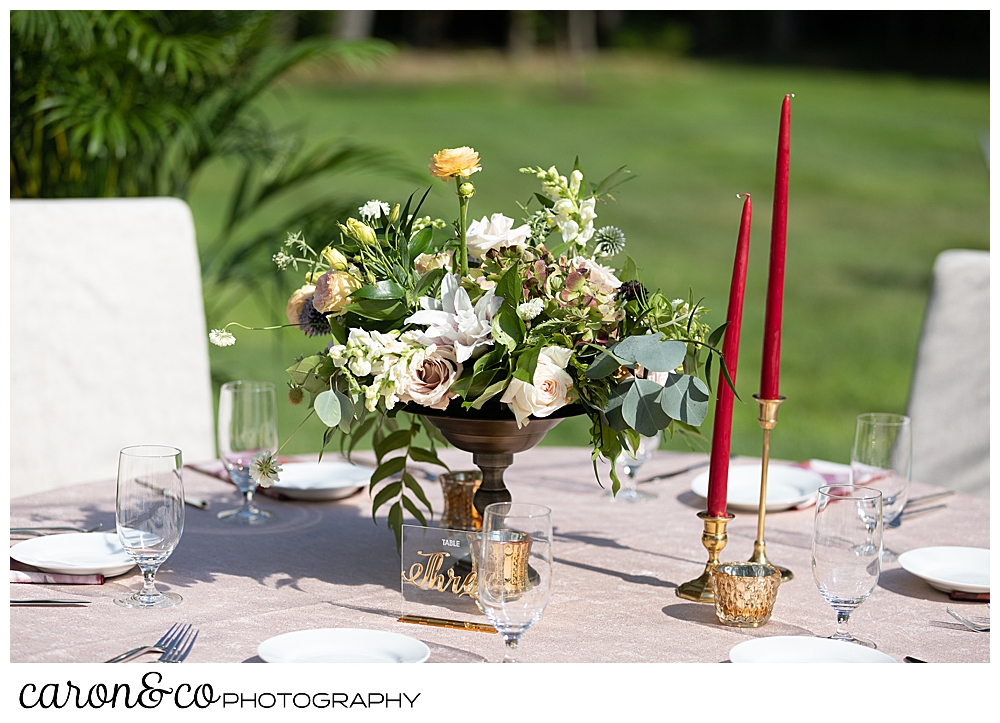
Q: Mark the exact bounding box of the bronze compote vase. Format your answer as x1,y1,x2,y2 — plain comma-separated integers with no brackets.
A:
412,400,585,516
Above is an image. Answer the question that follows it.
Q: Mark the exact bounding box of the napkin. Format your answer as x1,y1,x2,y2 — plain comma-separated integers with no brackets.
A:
791,459,852,509
11,570,105,585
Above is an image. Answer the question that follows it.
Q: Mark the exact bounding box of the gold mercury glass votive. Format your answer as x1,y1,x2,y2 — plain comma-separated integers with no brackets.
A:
438,470,482,531
470,529,532,600
710,562,781,627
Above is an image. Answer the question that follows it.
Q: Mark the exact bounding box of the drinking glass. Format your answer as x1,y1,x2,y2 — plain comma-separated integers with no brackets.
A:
115,445,185,608
811,485,882,648
604,431,660,503
850,413,911,561
217,380,278,525
478,503,552,663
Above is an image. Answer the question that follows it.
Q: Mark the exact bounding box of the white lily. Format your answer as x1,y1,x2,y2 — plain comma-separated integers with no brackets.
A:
406,274,501,362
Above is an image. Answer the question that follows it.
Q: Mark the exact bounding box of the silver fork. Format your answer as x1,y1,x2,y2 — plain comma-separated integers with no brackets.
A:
158,625,198,663
947,606,990,632
106,623,182,663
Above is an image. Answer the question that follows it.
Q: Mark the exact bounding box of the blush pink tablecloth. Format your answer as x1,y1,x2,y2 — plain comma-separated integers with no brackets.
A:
9,448,990,663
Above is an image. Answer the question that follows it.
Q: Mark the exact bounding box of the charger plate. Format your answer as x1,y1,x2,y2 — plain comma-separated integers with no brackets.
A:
270,462,373,501
257,628,430,663
730,636,897,663
10,532,135,577
897,546,990,594
690,463,827,511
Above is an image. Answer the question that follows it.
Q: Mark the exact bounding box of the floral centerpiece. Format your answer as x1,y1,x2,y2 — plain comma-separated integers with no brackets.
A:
212,147,730,544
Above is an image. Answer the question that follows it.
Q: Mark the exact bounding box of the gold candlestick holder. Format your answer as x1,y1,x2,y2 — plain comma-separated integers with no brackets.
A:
676,511,735,603
748,395,793,582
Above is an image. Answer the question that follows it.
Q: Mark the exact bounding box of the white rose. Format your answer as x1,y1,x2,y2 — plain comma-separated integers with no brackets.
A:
399,346,463,411
466,213,530,259
500,346,574,427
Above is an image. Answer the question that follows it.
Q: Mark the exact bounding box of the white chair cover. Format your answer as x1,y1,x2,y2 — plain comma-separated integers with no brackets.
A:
10,198,216,497
907,249,990,497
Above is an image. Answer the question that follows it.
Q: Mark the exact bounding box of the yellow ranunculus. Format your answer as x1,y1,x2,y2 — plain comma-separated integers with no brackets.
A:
429,147,482,181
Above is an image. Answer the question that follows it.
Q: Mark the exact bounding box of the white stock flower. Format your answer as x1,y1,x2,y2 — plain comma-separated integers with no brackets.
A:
405,274,501,362
359,200,390,221
500,346,574,427
466,213,531,259
209,329,236,347
517,298,544,321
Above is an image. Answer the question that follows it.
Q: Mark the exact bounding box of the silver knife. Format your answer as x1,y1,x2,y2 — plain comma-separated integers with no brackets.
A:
11,600,92,607
637,460,710,484
896,503,947,520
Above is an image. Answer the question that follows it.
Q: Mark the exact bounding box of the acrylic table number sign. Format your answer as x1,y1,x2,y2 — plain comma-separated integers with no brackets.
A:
398,525,497,633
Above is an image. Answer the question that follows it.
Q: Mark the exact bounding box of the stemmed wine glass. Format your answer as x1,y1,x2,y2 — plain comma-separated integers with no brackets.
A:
115,445,185,608
217,380,278,525
850,413,911,561
604,431,660,503
811,485,883,648
478,503,552,663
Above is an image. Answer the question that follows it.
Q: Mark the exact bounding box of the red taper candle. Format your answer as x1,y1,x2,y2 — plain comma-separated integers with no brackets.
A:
706,194,752,517
760,94,792,400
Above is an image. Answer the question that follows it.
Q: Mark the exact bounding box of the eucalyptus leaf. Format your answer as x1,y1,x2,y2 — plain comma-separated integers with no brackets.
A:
659,373,711,426
611,332,662,363
333,387,354,434
621,377,672,436
632,339,686,373
314,389,342,427
585,349,623,379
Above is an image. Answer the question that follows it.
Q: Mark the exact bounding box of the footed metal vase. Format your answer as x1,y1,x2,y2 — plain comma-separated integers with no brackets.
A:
417,404,583,516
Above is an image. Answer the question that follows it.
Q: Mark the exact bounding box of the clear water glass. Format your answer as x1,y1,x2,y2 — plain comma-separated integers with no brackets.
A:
115,445,185,608
850,412,911,560
811,485,882,648
478,503,552,663
217,380,278,525
604,431,660,503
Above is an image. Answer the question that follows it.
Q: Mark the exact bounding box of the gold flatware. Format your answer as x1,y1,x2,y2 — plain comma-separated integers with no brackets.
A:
12,599,91,607
636,459,710,484
10,525,103,536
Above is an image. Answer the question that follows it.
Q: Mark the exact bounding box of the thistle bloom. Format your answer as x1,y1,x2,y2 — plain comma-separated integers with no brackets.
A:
405,274,501,362
429,147,481,180
249,450,282,487
209,329,236,347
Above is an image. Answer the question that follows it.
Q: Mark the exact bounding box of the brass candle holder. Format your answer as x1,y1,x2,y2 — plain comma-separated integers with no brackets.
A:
676,511,735,603
748,395,793,582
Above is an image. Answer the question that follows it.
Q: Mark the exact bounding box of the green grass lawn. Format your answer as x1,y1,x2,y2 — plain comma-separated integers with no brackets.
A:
191,51,988,465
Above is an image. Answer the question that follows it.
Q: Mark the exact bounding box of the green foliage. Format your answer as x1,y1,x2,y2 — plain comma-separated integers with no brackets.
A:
11,10,404,321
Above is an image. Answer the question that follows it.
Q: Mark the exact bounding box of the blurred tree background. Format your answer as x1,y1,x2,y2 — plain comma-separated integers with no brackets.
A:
11,9,989,466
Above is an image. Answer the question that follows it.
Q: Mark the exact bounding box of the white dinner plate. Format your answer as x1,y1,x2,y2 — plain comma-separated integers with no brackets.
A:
257,628,431,663
270,462,373,501
897,546,990,594
730,636,897,663
690,464,827,511
9,532,136,577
